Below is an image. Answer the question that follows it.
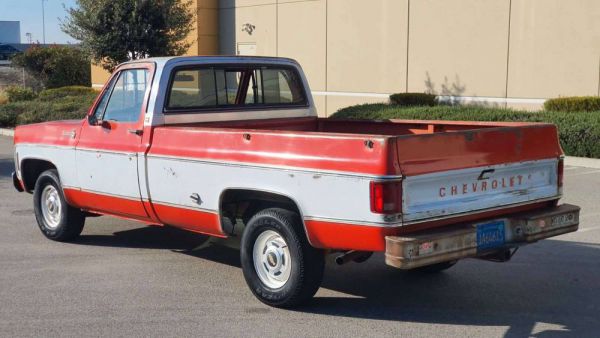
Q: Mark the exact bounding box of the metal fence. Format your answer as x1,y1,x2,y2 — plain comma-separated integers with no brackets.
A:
0,64,41,91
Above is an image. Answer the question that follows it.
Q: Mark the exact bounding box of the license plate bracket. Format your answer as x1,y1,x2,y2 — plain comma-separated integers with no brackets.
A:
477,220,505,251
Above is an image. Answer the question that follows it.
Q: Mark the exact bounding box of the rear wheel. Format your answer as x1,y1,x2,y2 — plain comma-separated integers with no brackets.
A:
412,260,458,273
33,169,85,241
240,208,324,308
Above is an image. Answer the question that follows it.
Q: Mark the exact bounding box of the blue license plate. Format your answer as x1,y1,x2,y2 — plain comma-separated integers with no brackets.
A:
477,220,505,251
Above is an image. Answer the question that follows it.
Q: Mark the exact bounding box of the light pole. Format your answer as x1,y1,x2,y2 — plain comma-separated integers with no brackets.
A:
41,0,47,44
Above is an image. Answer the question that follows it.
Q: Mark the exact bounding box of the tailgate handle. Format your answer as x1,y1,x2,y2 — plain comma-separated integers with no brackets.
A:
477,169,495,180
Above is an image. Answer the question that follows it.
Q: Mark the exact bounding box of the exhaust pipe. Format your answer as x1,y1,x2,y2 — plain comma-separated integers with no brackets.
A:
335,251,373,265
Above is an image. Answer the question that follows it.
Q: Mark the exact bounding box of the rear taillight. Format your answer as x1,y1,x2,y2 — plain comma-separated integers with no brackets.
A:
558,158,564,190
370,180,402,214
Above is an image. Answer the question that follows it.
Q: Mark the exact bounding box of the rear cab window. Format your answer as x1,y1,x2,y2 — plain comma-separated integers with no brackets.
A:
165,64,307,112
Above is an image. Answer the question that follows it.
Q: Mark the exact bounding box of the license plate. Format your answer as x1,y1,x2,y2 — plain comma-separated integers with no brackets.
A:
550,213,576,228
477,220,505,250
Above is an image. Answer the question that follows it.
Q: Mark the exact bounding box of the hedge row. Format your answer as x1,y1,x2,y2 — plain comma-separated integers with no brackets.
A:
389,93,436,106
544,96,600,112
4,86,37,102
38,86,98,101
332,104,600,158
0,90,97,127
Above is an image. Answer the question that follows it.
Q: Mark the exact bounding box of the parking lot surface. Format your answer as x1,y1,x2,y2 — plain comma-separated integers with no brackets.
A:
0,135,599,337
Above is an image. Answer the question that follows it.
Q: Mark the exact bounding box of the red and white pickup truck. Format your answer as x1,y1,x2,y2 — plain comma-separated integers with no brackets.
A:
13,56,580,307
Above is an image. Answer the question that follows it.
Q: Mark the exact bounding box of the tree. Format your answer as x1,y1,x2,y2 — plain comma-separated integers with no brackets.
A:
11,45,92,89
62,0,195,72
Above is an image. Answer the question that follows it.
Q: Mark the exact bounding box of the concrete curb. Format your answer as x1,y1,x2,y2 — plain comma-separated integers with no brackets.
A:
564,156,600,169
0,128,14,137
2,127,600,168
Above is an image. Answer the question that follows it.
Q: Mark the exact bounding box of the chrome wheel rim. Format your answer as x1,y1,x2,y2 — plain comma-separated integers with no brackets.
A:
253,230,291,289
41,185,62,229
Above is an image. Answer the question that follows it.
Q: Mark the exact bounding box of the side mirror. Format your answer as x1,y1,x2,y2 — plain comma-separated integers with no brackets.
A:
88,114,98,126
100,120,113,130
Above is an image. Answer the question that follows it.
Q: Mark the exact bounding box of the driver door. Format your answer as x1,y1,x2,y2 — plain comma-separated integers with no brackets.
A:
75,66,152,219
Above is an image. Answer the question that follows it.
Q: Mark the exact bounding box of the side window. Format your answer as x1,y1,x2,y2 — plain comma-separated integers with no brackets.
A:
102,69,149,122
166,65,307,110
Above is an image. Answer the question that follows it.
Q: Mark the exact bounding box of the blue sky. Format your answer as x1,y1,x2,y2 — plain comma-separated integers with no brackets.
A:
0,0,78,44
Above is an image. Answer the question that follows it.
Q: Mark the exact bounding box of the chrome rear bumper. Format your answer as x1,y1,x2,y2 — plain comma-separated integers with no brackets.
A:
385,204,580,269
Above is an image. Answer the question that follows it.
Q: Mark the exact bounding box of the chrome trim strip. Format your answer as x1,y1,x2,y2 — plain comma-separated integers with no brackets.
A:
150,200,219,214
16,143,75,150
146,153,403,180
303,216,402,227
16,144,136,157
401,196,560,226
76,148,137,157
305,196,560,228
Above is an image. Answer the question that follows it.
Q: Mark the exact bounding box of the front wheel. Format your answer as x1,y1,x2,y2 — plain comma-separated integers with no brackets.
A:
33,169,85,241
240,208,324,308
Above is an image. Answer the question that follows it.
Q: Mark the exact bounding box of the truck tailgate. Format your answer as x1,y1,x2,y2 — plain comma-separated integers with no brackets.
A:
394,124,562,223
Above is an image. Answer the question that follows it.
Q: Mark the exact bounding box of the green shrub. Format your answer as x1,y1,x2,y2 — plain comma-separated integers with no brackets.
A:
0,90,8,105
0,102,30,127
4,86,37,102
11,45,91,89
331,104,600,158
389,93,436,107
544,96,600,112
0,87,96,127
38,86,98,101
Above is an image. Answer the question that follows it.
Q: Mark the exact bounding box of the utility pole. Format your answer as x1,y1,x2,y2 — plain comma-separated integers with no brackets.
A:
42,0,47,44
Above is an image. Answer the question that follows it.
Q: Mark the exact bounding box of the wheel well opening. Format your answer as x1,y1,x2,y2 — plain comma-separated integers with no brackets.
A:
219,189,302,234
21,159,57,192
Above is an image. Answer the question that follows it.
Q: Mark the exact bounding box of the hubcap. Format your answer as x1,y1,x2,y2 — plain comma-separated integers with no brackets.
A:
253,230,291,289
40,185,62,229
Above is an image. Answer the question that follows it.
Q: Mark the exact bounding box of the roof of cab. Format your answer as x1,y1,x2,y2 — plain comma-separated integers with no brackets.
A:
121,55,300,68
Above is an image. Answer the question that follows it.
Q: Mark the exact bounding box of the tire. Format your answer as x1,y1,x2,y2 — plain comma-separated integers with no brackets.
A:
412,260,458,273
33,169,85,242
240,208,324,308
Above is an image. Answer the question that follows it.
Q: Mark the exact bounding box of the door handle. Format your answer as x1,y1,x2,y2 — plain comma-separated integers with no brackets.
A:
127,129,143,136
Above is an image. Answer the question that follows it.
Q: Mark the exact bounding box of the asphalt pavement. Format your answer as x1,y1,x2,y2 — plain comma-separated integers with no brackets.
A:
0,135,599,338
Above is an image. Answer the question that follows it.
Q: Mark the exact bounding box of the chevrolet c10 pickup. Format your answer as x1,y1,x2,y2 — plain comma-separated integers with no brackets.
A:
13,56,580,308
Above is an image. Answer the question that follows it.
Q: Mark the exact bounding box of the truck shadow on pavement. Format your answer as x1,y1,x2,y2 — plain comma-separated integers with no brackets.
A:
0,158,14,178
74,225,599,338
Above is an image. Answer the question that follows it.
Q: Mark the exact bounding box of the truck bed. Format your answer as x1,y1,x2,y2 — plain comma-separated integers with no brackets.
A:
165,116,562,175
149,117,561,231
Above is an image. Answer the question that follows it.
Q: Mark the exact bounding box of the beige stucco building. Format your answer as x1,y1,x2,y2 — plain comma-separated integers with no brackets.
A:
92,0,600,116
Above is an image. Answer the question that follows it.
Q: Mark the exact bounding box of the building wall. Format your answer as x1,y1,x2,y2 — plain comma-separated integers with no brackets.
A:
92,1,600,116
220,0,600,116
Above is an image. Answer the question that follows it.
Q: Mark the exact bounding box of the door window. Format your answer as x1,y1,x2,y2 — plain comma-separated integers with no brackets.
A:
102,69,149,122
